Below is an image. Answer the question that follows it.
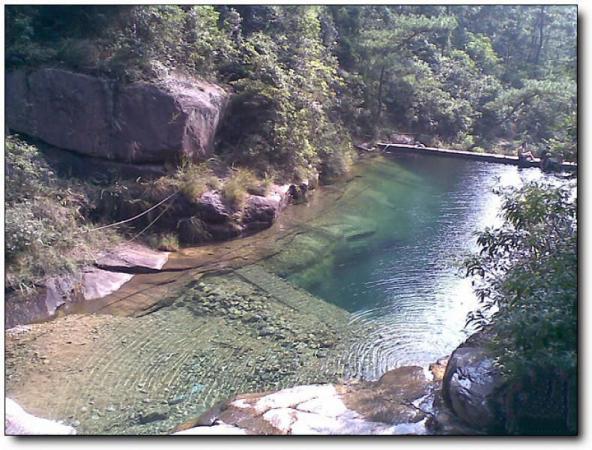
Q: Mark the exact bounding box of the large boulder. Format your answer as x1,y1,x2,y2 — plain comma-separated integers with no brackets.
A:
6,68,229,163
441,331,577,435
442,344,503,432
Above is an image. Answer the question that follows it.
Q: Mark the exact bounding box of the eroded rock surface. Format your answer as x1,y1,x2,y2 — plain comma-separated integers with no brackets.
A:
6,69,229,163
174,366,433,435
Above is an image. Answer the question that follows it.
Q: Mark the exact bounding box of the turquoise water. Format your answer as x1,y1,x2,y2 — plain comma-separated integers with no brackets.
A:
267,154,544,380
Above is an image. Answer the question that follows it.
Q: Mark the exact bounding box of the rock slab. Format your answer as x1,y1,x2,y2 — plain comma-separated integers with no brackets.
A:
174,366,432,435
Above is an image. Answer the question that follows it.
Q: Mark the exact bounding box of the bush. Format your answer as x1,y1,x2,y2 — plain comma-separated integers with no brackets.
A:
5,135,118,291
173,160,221,201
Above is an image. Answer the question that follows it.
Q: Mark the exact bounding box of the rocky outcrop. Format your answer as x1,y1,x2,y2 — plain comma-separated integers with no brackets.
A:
6,68,229,163
441,334,503,432
5,398,76,435
173,366,433,435
177,184,292,245
5,243,169,328
440,331,577,435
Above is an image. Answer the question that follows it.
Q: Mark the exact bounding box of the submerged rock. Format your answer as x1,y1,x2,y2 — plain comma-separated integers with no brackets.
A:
6,69,229,163
138,408,169,424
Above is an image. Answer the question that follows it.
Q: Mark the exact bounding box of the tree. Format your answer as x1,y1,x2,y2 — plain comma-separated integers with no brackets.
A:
465,181,577,379
358,9,457,128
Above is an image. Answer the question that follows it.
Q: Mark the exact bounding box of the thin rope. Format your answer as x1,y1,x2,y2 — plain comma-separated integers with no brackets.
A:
86,191,178,232
128,198,175,242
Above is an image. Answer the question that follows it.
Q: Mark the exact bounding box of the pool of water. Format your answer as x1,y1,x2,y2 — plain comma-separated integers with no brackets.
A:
264,153,545,379
5,153,549,434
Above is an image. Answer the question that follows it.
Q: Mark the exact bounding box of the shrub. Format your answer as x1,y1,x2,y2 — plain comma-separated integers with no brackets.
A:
5,135,118,291
466,181,577,378
173,160,221,202
221,167,260,209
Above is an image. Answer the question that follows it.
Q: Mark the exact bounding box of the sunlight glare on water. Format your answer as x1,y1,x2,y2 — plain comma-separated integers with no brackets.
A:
282,154,548,380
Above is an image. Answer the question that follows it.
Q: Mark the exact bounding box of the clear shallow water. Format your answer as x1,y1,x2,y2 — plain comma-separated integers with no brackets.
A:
5,153,550,434
271,154,545,380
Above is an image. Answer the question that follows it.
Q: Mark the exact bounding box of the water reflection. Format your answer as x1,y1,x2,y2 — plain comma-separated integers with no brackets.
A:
280,155,549,380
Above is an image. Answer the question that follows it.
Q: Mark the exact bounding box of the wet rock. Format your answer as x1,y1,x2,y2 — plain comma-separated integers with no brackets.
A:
6,69,229,163
442,334,503,432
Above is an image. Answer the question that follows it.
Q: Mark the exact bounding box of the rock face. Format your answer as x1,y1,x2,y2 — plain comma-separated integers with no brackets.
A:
95,243,169,274
6,68,229,163
173,366,432,435
5,398,76,435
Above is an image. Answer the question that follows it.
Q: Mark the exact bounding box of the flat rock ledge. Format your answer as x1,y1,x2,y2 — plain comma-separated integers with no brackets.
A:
173,366,433,435
5,243,169,328
5,398,76,435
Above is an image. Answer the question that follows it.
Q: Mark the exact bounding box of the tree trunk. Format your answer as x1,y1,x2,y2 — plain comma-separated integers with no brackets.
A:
375,64,386,124
534,6,545,66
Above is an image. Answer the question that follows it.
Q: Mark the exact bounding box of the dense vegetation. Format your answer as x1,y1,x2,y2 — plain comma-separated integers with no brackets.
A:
7,4,577,174
4,7,577,302
465,180,577,432
5,136,118,292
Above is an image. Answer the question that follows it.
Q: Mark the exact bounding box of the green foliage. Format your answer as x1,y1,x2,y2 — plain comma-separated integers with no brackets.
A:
483,79,576,147
465,181,577,378
5,5,577,173
5,136,118,291
173,160,221,202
